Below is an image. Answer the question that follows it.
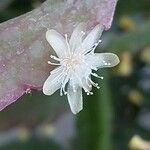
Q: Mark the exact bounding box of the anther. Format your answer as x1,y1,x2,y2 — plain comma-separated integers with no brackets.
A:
98,39,102,43
100,76,104,80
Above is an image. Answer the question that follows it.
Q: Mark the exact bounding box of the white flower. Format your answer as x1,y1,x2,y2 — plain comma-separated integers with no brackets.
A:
43,23,120,114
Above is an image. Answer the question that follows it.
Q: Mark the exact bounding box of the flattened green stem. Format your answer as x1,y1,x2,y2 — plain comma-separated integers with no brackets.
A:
97,69,112,150
75,69,113,150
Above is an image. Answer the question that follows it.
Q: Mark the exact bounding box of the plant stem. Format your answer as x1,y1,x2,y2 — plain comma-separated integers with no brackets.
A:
75,69,113,150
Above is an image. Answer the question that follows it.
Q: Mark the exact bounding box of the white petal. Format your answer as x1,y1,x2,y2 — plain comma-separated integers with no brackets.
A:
77,24,104,54
67,85,83,114
69,23,85,51
86,53,120,68
46,30,68,58
43,67,64,95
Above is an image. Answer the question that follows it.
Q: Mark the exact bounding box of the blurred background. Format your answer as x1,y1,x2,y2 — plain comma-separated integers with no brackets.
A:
0,0,150,150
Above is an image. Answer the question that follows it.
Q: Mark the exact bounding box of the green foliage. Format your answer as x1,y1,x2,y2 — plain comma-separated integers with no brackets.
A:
1,137,61,150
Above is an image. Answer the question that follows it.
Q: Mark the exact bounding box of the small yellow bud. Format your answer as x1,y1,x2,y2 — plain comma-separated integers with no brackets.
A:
140,47,150,63
119,16,136,31
40,124,55,137
18,127,30,142
129,135,150,150
128,89,143,106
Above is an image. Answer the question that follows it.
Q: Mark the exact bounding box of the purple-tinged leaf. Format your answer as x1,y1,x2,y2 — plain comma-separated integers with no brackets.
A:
0,0,118,110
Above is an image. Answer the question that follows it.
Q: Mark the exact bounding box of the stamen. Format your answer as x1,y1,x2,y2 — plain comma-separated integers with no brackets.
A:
65,34,71,54
88,77,100,89
74,73,92,94
48,55,61,65
83,39,102,55
99,39,102,43
89,39,102,53
86,92,93,95
59,71,68,96
85,78,92,88
93,42,99,48
91,73,104,79
91,66,98,71
82,84,93,94
60,85,67,96
60,87,63,96
61,73,70,95
50,55,61,61
48,61,60,66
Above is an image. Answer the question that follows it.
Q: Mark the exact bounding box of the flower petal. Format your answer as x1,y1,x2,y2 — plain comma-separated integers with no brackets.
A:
86,53,120,68
46,30,68,58
69,23,85,51
77,24,104,54
67,85,83,114
43,66,64,95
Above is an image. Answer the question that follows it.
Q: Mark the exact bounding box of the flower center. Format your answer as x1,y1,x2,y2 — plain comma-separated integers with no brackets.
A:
62,54,84,71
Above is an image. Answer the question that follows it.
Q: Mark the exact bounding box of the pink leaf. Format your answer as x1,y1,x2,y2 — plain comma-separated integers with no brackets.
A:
0,0,118,110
